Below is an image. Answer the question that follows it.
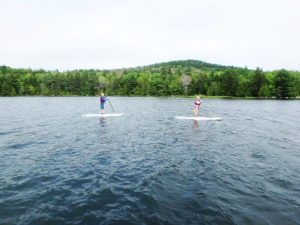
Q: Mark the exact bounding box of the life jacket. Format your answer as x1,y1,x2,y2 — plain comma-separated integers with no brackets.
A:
100,97,106,103
195,100,201,106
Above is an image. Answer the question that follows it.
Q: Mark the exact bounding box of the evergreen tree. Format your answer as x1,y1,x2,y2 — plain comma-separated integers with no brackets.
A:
197,72,207,95
275,69,295,98
236,75,249,97
220,69,238,96
128,74,137,94
258,83,270,97
251,68,266,97
1,81,10,96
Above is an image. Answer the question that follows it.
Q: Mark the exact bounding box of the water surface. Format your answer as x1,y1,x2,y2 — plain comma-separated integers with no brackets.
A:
0,97,300,225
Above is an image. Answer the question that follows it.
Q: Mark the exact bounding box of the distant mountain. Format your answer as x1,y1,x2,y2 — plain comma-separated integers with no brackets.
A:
147,60,237,71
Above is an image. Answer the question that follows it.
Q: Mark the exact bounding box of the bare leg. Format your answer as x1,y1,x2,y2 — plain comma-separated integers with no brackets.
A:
101,109,104,114
195,108,198,117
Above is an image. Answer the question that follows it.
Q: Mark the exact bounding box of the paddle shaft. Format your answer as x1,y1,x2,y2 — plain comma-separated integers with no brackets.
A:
107,97,115,114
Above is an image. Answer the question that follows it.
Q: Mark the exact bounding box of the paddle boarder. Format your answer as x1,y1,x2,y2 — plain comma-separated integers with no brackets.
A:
194,96,202,117
100,93,107,114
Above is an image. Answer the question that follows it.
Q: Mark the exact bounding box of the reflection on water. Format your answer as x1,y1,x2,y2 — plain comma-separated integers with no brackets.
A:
99,117,106,127
0,97,300,225
193,120,198,128
192,120,200,135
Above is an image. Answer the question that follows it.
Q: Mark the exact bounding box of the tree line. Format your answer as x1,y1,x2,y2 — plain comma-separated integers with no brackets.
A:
1,60,299,98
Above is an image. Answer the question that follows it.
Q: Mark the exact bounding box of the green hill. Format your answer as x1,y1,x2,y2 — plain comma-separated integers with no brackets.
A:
0,61,299,98
148,59,234,71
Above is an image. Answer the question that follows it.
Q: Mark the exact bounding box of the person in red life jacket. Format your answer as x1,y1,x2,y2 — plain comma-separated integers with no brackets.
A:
194,96,202,117
100,93,108,114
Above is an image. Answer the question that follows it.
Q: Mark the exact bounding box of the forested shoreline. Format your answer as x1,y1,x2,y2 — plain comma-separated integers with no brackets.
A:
1,60,299,98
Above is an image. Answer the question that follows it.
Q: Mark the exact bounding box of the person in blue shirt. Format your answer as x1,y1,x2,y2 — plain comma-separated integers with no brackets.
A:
100,93,107,114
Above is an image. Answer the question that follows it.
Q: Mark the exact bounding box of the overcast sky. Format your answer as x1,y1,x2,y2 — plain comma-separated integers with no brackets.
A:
1,0,299,71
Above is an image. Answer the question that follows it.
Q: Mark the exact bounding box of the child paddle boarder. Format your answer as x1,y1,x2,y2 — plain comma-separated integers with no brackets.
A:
194,96,202,117
100,93,107,114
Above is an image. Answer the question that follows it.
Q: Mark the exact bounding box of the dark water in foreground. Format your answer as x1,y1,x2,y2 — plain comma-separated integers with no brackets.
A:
0,97,300,225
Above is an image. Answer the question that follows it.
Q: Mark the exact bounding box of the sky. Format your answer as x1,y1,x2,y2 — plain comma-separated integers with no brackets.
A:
0,0,299,71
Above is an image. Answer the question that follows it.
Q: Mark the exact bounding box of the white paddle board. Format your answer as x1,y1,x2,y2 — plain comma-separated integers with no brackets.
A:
83,114,124,117
175,116,221,121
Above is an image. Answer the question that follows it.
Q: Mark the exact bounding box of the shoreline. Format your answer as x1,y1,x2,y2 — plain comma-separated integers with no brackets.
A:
1,95,300,99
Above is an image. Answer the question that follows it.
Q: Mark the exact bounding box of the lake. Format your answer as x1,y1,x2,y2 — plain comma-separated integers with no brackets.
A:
0,97,300,225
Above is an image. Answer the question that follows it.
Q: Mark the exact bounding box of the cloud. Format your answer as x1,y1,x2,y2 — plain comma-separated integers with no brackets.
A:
0,0,299,71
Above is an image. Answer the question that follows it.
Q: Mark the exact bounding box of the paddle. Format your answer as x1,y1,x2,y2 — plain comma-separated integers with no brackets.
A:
107,95,116,116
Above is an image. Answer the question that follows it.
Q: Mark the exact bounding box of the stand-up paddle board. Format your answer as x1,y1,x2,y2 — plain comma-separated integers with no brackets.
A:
175,116,221,121
83,114,124,117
